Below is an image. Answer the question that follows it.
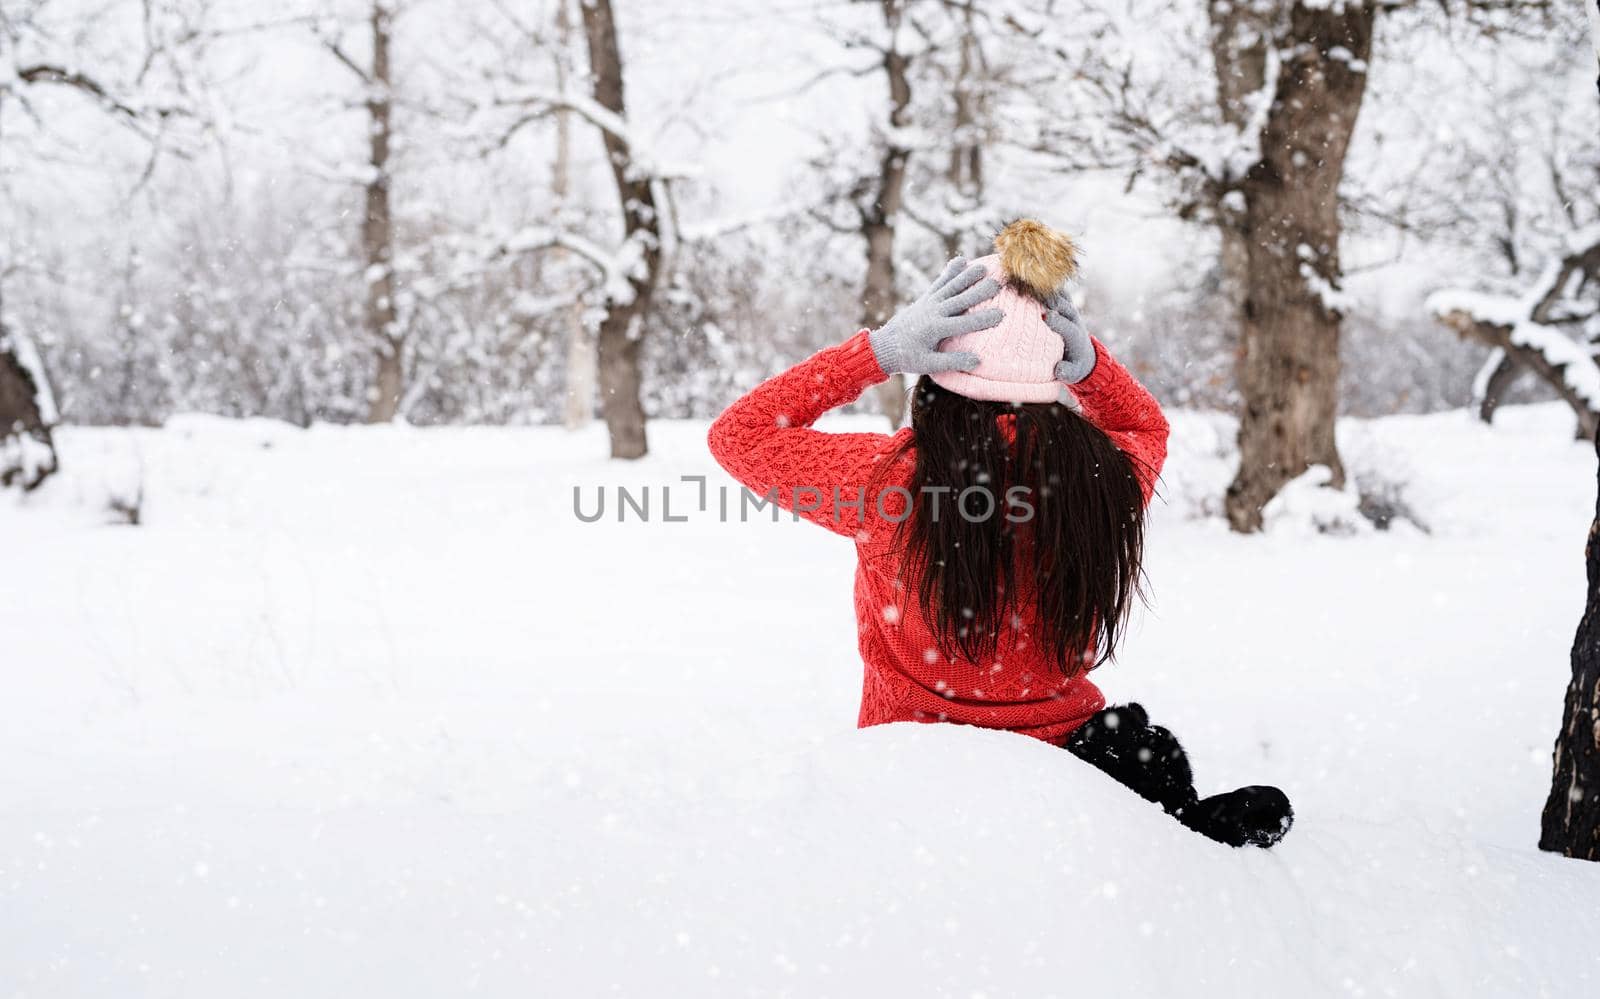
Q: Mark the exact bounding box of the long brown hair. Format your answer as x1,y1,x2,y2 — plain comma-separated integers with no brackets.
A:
887,378,1147,677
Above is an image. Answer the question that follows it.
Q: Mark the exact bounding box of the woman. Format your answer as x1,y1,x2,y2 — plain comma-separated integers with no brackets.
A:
709,220,1292,848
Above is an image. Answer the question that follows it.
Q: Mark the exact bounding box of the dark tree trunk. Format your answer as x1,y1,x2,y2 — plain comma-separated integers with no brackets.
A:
1540,431,1600,859
1476,353,1521,424
362,2,401,423
1537,0,1600,863
582,0,659,460
0,322,58,491
1206,0,1271,318
1,88,57,489
1221,2,1375,532
861,0,912,427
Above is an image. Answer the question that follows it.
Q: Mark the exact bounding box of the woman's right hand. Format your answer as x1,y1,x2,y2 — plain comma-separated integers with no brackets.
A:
1045,291,1097,384
868,258,1003,376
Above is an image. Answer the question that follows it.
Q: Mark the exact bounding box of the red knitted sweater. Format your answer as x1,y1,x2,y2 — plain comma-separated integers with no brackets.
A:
708,330,1169,744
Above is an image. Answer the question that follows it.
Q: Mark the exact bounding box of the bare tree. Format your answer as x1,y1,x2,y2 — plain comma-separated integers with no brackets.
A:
0,314,57,491
579,0,660,459
1422,22,1599,437
323,1,404,423
481,0,675,458
795,0,1009,426
0,85,51,486
0,0,202,485
1005,0,1375,529
1210,2,1376,531
1536,1,1600,862
363,3,400,424
1203,1,1576,528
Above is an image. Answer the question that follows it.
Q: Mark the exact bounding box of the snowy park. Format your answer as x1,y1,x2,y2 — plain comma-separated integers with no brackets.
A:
4,406,1600,995
7,0,1600,996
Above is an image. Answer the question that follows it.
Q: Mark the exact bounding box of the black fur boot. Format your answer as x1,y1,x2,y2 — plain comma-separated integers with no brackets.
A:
1174,786,1294,848
1065,703,1293,849
1064,703,1198,815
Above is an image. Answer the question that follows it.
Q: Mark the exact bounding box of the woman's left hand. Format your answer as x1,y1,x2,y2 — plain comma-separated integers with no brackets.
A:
1044,291,1096,384
868,258,1004,376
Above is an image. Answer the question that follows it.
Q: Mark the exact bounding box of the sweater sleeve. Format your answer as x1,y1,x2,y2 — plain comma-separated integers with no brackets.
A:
1070,338,1170,505
707,330,905,542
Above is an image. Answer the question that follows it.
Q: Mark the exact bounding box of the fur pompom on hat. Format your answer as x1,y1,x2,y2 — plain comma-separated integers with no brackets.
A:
994,219,1078,297
929,219,1082,404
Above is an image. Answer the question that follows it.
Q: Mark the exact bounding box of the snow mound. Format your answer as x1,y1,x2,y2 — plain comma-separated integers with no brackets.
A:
592,723,1600,997
9,720,1597,996
1261,463,1369,535
5,410,1600,995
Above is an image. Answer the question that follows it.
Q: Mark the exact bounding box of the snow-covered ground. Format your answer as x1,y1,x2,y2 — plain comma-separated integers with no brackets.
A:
5,404,1600,997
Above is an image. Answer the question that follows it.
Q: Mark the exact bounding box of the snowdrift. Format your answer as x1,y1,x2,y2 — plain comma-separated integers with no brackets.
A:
5,405,1600,996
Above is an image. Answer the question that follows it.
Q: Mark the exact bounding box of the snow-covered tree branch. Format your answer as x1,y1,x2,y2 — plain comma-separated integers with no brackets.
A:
0,0,212,487
1430,229,1600,438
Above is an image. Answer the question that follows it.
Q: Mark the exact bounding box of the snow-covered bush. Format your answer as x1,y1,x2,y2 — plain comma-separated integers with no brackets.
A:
1260,465,1370,536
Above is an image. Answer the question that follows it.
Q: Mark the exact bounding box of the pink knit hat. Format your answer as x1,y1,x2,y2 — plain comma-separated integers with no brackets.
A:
930,220,1078,404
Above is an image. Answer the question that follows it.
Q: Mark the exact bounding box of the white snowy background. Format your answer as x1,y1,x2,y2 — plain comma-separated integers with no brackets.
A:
7,0,1600,995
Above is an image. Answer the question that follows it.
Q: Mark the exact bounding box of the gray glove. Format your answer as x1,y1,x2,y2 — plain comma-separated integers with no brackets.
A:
869,257,1003,376
1045,291,1096,384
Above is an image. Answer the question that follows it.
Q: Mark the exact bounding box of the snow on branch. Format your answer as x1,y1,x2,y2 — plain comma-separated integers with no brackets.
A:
0,325,58,491
503,227,617,273
1298,244,1354,317
677,202,831,244
1471,348,1509,409
1426,288,1527,328
499,226,646,306
13,63,155,119
488,88,697,182
1208,45,1279,185
1428,231,1600,434
4,329,59,426
1428,294,1600,421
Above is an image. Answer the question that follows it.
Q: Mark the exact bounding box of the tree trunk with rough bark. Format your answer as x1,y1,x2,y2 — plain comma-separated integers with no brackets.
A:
1540,431,1600,859
1206,0,1271,319
0,320,58,491
581,0,659,459
862,0,912,427
1537,0,1600,865
361,2,401,424
1220,2,1375,532
0,91,53,487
